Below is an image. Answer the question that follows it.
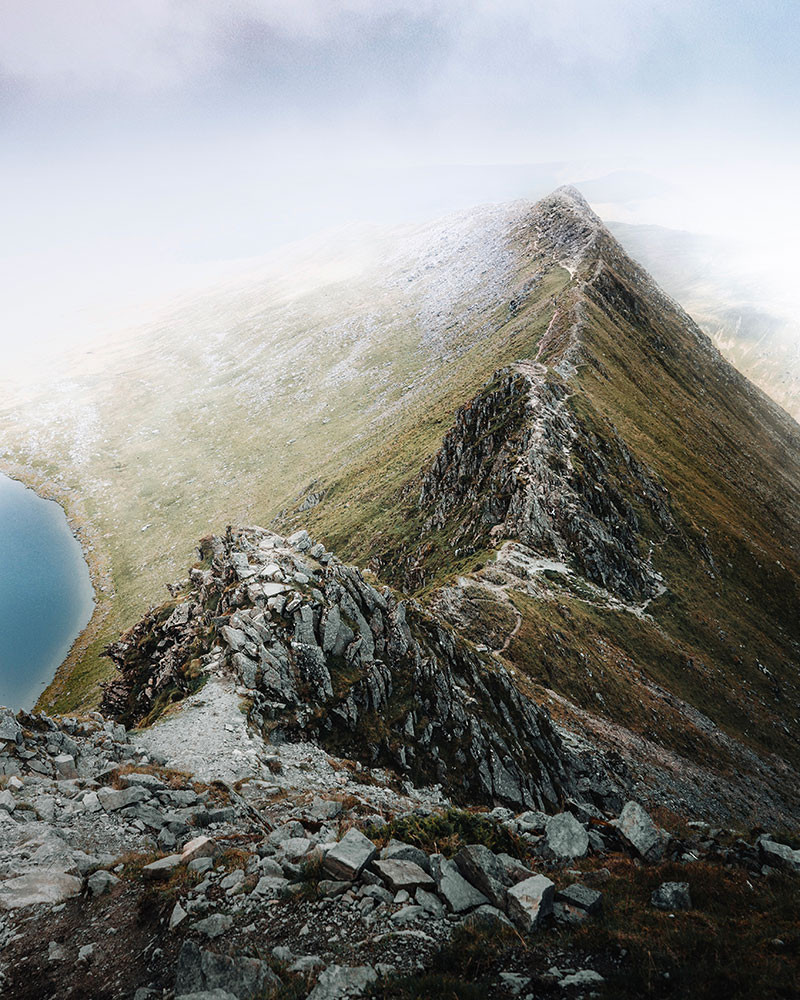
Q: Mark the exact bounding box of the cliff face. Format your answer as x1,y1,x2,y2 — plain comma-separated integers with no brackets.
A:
102,526,621,814
294,188,800,828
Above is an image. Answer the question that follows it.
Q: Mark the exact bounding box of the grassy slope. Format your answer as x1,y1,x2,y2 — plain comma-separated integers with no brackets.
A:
300,198,800,790
0,206,568,711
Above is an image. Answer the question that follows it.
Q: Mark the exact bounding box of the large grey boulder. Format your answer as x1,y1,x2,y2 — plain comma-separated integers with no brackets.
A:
380,839,431,874
142,854,183,881
0,708,22,744
97,785,149,812
87,870,120,896
506,874,555,932
0,871,83,909
53,754,78,779
306,965,377,1000
372,859,434,891
175,940,280,999
430,854,489,913
651,882,691,911
192,914,234,939
545,813,589,859
612,802,667,861
0,789,16,813
454,844,509,909
555,883,602,915
759,837,800,872
323,828,377,880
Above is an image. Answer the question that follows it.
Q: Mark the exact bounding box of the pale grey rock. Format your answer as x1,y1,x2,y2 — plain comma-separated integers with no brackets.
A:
192,914,233,939
506,874,555,931
87,870,119,896
306,964,378,1000
430,855,488,913
380,840,431,874
555,883,602,915
463,904,515,930
0,709,21,743
372,858,434,891
0,871,83,909
454,844,509,908
142,854,183,881
759,838,800,872
391,904,425,926
415,887,445,917
175,939,279,998
651,881,691,911
323,828,377,880
170,901,188,929
612,801,667,861
545,812,589,859
97,785,149,812
559,970,605,988
252,875,289,897
0,789,15,813
53,754,78,779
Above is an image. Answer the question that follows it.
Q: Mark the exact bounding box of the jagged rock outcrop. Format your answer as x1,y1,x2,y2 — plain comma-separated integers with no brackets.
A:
102,527,607,812
416,364,675,602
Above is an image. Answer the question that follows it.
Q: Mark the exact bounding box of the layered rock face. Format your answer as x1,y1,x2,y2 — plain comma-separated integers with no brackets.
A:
417,363,674,603
102,527,616,813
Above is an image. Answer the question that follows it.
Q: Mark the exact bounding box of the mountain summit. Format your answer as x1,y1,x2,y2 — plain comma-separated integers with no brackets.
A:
1,187,799,997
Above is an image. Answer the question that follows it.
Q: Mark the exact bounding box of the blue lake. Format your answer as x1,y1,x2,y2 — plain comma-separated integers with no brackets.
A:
0,474,95,710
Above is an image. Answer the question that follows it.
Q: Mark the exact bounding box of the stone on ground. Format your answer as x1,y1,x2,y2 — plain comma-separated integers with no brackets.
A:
323,828,377,880
612,801,667,861
651,881,692,911
506,874,555,932
545,812,589,859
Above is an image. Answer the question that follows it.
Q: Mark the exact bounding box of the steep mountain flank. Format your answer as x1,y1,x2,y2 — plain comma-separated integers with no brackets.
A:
100,526,620,815
295,188,800,825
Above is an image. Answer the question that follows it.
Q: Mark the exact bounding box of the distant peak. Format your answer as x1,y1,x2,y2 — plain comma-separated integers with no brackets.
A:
552,184,593,210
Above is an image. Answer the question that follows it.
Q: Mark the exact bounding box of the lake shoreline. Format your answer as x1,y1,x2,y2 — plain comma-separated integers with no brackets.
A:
0,461,113,713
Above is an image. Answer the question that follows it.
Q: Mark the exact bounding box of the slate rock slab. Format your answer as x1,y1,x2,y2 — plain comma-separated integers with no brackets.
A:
323,828,376,880
651,881,691,911
0,872,83,909
545,813,589,859
506,874,555,932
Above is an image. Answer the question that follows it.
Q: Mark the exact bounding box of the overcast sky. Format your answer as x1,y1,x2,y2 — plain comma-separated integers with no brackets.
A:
2,1,799,366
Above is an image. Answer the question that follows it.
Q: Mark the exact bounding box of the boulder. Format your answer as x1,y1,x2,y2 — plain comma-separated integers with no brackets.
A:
555,883,602,915
192,914,234,939
371,859,435,892
97,786,149,812
545,813,589,859
53,754,78,779
87,870,120,896
0,709,21,744
0,789,16,813
175,940,280,998
182,835,219,863
506,874,555,932
430,855,489,913
380,840,432,874
759,838,800,872
306,965,378,1000
454,844,509,909
323,828,377,880
612,802,666,861
142,854,183,881
559,970,605,988
0,872,83,909
651,882,691,911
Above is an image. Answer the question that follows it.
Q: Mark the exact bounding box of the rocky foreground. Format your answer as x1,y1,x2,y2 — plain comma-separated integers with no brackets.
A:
2,684,800,997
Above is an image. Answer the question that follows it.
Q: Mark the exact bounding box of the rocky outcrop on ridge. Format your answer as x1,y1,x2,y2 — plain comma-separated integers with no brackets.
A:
101,527,621,815
415,364,675,602
1,699,798,999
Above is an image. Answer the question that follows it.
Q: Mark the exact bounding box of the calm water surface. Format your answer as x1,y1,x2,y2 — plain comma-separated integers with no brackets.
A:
0,474,94,710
